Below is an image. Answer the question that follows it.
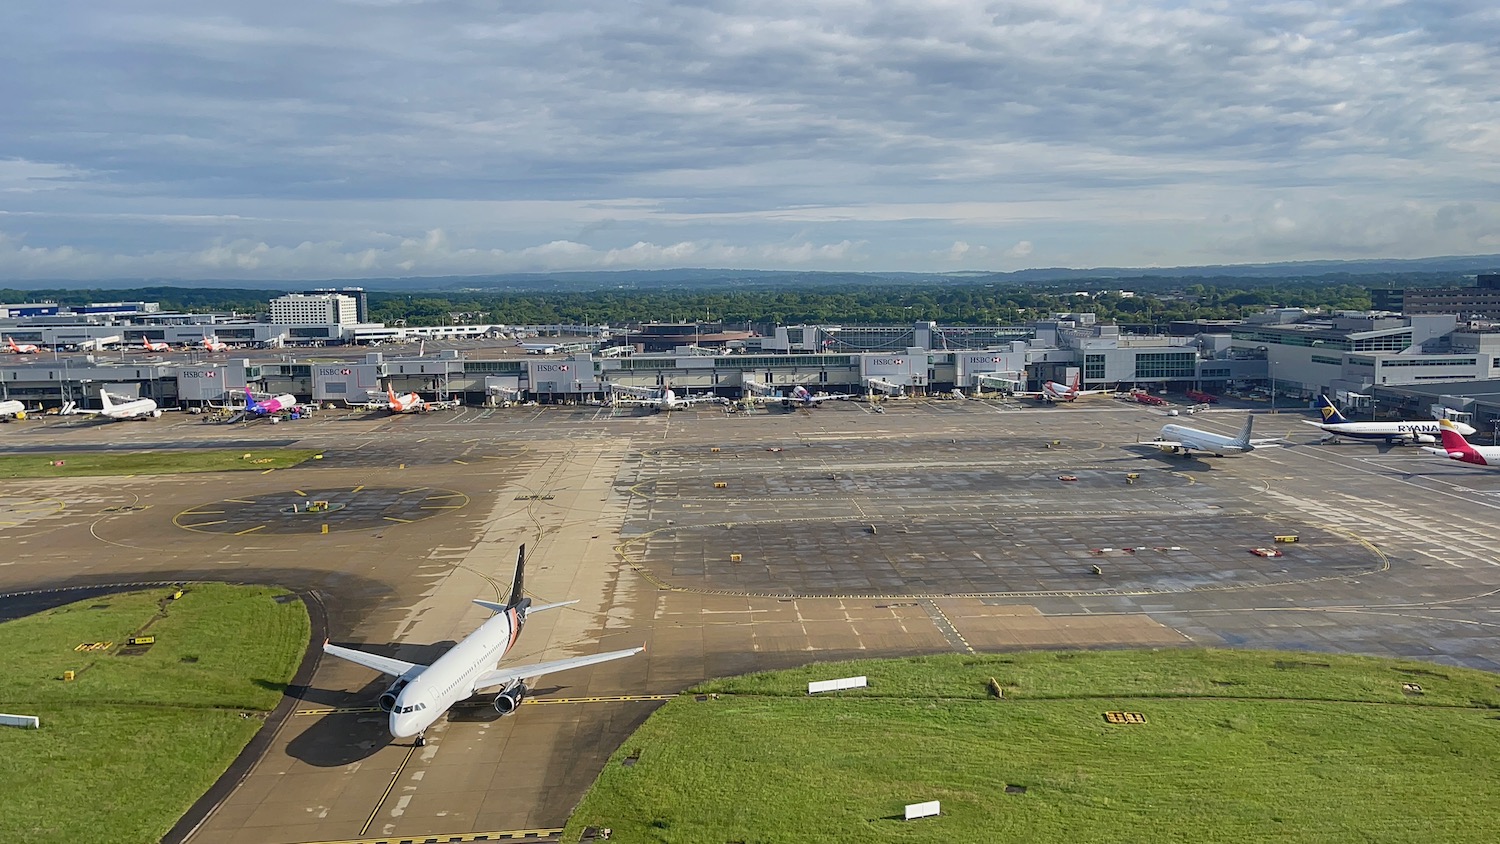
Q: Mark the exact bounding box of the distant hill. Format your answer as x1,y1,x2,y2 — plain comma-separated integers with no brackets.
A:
6,254,1498,293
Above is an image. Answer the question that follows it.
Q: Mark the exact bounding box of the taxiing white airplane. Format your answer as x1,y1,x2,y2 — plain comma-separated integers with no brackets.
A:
1304,394,1474,445
323,545,644,746
1143,414,1277,457
139,335,170,352
1016,368,1111,403
6,336,40,354
1422,419,1500,469
61,389,161,421
198,336,229,352
610,383,724,411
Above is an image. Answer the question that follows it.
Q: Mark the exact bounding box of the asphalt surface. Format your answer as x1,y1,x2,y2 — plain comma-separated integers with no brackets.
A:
3,394,1500,843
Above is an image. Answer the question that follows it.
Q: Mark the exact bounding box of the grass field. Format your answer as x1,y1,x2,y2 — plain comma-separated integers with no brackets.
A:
0,584,310,844
0,449,321,478
565,650,1500,843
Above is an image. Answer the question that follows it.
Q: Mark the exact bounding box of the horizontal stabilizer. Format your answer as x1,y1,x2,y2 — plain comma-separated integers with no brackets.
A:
472,599,507,613
528,599,579,614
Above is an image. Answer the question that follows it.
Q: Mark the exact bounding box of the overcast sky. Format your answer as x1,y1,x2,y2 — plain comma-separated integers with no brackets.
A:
1,1,1497,281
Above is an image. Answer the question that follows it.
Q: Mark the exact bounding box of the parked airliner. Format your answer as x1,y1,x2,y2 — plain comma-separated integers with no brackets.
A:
0,399,32,419
244,388,299,416
1304,395,1474,444
323,546,643,746
6,337,40,354
1017,368,1110,403
60,389,161,421
139,335,171,352
610,383,723,411
1423,419,1500,469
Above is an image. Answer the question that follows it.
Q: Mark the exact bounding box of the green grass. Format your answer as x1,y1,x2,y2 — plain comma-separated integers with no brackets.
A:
0,449,322,478
565,650,1500,843
0,584,310,844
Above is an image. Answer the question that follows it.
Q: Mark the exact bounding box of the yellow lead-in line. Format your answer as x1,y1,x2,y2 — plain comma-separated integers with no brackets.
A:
181,520,227,528
399,488,428,495
383,516,412,523
420,505,463,510
234,525,267,536
453,459,469,464
295,829,564,844
294,694,676,716
225,498,256,504
426,493,465,499
351,485,364,493
179,510,224,516
260,469,275,474
293,489,307,497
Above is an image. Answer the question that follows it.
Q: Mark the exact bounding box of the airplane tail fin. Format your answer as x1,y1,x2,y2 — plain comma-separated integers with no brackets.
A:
1315,394,1348,425
506,544,526,607
6,337,14,352
245,387,256,411
99,389,114,411
1234,414,1255,448
1439,418,1478,455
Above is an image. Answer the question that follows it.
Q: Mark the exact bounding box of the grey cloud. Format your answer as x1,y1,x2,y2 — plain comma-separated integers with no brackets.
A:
0,1,1498,277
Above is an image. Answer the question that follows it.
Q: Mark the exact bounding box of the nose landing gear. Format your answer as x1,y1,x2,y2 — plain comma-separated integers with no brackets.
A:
415,732,426,748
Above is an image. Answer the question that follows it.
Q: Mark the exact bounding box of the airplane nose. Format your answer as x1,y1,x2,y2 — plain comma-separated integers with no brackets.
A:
390,714,414,738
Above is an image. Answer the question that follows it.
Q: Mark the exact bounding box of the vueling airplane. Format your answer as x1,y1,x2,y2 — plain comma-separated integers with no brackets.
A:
323,545,643,746
1304,394,1474,444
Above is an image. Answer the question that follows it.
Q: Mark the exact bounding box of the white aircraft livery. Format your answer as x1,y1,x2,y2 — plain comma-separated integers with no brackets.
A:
1304,394,1475,444
60,389,161,421
610,383,723,411
1145,414,1276,457
323,545,643,746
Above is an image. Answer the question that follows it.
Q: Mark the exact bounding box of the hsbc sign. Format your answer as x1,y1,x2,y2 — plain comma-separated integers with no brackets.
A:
534,364,571,372
182,370,218,379
317,367,354,376
870,358,905,367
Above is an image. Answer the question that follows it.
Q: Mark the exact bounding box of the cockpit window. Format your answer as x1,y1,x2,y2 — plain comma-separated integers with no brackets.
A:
396,703,427,714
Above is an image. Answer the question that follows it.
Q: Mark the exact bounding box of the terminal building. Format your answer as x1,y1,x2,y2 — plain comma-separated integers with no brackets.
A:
9,294,1500,433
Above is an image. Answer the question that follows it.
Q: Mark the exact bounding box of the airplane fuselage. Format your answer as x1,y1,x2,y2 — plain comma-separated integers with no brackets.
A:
1311,420,1471,443
103,400,159,420
389,606,522,738
1157,423,1252,457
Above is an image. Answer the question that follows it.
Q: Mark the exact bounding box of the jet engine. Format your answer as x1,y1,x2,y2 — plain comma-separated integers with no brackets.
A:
378,678,410,712
493,681,528,715
151,409,163,418
1412,434,1436,444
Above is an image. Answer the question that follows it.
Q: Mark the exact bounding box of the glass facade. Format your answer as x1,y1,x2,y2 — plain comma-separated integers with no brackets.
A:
1134,352,1195,379
1084,354,1105,380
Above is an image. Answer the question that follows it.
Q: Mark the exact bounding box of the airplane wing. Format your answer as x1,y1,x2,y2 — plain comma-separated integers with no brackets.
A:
323,641,425,678
678,395,725,406
804,393,851,404
610,396,658,407
470,646,644,693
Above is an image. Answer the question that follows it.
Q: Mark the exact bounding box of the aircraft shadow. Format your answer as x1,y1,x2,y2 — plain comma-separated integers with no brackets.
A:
285,640,453,767
445,684,566,725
